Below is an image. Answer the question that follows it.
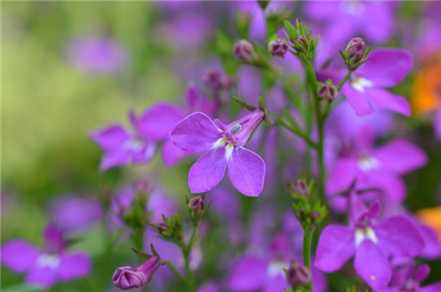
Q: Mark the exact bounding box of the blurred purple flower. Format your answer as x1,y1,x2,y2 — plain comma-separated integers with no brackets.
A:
305,1,394,44
171,110,266,196
326,127,426,205
50,195,102,233
342,48,413,116
314,201,424,289
90,111,156,171
68,36,127,73
1,224,91,288
381,263,441,292
228,231,326,292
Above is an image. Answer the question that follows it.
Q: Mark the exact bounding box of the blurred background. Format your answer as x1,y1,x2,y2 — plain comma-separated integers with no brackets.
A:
1,1,440,291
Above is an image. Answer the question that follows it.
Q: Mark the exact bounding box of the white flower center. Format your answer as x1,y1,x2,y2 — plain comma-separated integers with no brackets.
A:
267,261,288,278
358,156,379,172
352,77,373,93
355,227,378,246
225,144,234,161
212,137,235,161
37,254,60,269
124,138,144,151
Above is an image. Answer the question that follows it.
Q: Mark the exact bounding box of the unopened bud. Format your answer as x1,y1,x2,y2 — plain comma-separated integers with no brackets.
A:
203,69,233,92
343,37,369,70
234,39,256,63
286,260,311,288
112,246,161,290
319,81,337,102
269,39,289,57
188,195,205,217
293,179,309,195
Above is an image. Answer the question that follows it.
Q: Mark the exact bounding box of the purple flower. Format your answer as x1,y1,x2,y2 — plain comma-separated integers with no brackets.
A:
112,252,160,290
228,231,326,292
314,202,424,289
326,127,426,206
90,111,156,171
381,263,441,292
1,224,91,288
49,195,102,233
305,1,394,44
68,36,127,73
342,48,413,116
171,110,266,196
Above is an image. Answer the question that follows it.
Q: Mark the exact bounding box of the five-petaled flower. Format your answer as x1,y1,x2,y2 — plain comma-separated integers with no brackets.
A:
171,110,266,196
1,224,91,288
314,200,424,289
342,48,413,116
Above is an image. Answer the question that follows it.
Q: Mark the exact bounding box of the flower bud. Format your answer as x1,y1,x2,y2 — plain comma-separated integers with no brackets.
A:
188,195,205,217
286,260,310,288
234,39,256,63
343,37,369,70
269,39,289,57
292,179,309,196
112,251,160,290
318,81,337,102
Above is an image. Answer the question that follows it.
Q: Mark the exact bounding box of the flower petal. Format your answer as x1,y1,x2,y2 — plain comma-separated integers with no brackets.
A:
357,48,413,87
367,87,411,116
90,125,129,151
228,256,268,291
314,225,355,272
1,240,39,273
171,112,222,153
343,83,374,116
188,148,227,193
138,103,184,141
161,139,189,166
422,283,441,292
354,241,391,289
228,147,265,197
374,140,427,174
58,252,91,281
26,266,57,288
375,216,424,258
326,158,358,194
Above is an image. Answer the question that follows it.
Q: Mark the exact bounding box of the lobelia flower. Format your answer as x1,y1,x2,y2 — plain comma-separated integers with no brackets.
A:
228,230,326,292
378,263,441,292
67,36,127,74
342,48,413,116
326,126,427,206
171,110,266,196
1,224,91,288
314,200,424,289
112,247,161,290
90,111,156,171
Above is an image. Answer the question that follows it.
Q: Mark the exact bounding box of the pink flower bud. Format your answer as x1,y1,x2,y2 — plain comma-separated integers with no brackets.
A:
112,255,160,290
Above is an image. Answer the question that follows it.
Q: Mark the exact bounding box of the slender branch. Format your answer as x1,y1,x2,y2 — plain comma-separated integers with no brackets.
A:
277,117,317,149
161,260,186,283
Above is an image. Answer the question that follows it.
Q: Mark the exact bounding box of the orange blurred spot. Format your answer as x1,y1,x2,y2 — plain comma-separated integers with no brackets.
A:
417,207,441,240
412,55,441,114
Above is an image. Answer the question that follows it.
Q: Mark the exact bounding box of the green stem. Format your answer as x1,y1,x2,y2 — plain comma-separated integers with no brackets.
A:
182,221,200,291
303,60,326,199
162,260,186,284
303,226,315,268
278,118,317,149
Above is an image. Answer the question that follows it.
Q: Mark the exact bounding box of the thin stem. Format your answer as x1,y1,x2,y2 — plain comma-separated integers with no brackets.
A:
278,118,317,149
303,60,325,199
182,221,200,292
303,226,315,268
162,260,186,283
